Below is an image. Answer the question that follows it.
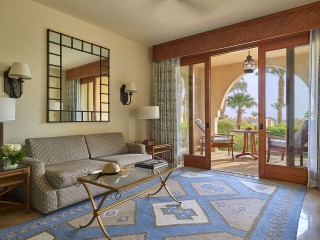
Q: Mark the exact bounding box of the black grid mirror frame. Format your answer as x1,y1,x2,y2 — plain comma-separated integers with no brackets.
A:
47,29,110,122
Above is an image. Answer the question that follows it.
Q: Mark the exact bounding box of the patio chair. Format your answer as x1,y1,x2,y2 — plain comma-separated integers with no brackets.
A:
267,120,308,166
195,119,234,159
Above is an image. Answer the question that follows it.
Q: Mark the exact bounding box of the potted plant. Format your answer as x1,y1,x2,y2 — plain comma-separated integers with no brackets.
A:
0,144,27,169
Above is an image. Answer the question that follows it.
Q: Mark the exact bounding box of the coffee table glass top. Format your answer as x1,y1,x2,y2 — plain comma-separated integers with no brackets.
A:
78,163,183,192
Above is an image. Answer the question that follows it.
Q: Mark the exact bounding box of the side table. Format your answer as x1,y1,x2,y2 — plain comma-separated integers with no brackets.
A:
0,164,30,212
145,143,174,162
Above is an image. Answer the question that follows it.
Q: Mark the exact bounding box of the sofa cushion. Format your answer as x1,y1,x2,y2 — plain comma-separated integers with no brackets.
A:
93,153,152,167
127,143,146,154
85,133,129,158
25,135,89,165
45,159,106,189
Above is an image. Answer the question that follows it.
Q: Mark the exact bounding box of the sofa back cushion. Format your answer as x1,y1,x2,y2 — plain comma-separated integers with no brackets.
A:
85,132,128,158
25,135,89,165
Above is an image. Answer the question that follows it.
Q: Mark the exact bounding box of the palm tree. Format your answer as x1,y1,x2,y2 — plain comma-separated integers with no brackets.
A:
227,93,257,125
271,101,286,125
220,79,247,119
267,67,286,124
251,111,258,117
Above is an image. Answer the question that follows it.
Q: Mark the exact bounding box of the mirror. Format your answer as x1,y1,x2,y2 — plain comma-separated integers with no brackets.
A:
47,29,110,122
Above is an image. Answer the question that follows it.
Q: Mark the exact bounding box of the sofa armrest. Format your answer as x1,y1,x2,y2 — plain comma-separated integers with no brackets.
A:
127,143,146,154
21,157,57,191
19,157,58,213
21,157,45,176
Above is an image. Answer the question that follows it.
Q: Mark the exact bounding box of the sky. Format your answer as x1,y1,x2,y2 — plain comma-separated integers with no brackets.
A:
224,70,309,120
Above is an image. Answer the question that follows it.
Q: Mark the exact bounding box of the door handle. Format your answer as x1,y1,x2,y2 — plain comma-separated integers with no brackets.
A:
259,123,263,130
206,122,209,128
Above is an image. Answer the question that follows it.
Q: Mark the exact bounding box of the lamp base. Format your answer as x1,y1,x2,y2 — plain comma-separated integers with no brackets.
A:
142,139,157,145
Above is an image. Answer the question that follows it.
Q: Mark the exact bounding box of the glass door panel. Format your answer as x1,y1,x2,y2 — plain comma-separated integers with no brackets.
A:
180,63,205,156
265,45,309,168
180,57,211,169
259,33,309,184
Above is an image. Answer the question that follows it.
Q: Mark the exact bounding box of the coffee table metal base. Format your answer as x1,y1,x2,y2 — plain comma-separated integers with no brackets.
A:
79,172,181,239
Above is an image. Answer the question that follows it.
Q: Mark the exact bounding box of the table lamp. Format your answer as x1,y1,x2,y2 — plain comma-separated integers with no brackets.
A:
137,106,159,145
0,97,16,146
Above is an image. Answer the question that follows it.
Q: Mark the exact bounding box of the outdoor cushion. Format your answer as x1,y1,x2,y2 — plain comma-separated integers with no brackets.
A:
45,159,106,189
25,135,89,165
93,153,152,167
85,133,129,158
270,139,286,148
212,137,232,143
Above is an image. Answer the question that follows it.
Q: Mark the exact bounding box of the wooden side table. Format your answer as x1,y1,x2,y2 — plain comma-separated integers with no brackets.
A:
0,164,30,212
145,143,174,162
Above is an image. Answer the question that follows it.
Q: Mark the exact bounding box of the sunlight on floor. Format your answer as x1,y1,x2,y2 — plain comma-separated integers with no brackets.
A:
211,151,258,176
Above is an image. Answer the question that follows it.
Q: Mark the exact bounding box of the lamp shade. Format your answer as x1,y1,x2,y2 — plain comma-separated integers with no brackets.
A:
125,83,137,93
137,106,159,119
8,62,32,80
0,97,15,121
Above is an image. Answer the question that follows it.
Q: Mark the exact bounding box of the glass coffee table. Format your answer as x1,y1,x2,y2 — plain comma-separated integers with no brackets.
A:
77,163,183,239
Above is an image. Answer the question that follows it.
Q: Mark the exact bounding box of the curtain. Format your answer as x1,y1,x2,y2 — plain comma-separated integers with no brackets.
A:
67,79,81,121
153,58,181,163
308,29,320,188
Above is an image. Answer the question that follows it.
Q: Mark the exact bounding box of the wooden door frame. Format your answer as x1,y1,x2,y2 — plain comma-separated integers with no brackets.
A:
181,55,212,170
258,32,309,184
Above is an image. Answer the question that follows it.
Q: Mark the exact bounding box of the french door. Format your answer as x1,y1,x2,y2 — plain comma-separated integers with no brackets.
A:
180,56,212,169
258,33,309,184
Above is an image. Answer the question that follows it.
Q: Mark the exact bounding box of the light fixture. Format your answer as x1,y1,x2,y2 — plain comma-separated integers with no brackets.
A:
243,51,256,73
0,97,16,146
120,83,137,105
137,106,159,145
4,62,32,98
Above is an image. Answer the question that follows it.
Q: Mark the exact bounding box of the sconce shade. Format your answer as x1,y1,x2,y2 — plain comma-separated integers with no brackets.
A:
0,97,15,121
120,83,137,105
125,83,137,93
8,62,32,79
137,106,159,119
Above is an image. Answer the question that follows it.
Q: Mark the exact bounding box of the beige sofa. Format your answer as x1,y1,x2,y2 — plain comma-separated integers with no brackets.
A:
16,132,151,214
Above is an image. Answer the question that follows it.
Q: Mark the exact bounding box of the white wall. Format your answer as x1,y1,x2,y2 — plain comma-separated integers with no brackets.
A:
0,0,151,144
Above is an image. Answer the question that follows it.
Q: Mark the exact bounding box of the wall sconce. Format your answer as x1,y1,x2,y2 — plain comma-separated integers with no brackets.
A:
120,83,137,105
243,51,256,73
3,62,32,98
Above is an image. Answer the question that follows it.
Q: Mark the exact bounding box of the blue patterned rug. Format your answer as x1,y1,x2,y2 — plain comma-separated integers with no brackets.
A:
0,169,306,240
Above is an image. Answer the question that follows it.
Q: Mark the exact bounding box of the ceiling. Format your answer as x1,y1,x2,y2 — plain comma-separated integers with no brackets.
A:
33,0,318,46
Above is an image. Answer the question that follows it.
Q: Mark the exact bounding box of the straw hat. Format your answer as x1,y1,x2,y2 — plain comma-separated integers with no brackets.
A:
102,163,121,175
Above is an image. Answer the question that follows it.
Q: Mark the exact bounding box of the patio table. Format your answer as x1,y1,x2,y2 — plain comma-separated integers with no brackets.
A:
231,129,259,160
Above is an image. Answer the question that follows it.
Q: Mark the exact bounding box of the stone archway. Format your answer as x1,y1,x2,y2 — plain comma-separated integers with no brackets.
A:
210,51,309,134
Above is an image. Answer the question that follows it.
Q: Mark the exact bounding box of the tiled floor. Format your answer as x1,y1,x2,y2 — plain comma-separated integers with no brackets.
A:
297,188,320,240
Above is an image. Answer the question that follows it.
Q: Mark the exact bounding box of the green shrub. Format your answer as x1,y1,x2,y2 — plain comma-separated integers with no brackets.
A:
218,119,235,134
267,124,286,137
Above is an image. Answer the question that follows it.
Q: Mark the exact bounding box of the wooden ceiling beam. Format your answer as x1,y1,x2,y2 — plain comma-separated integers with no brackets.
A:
153,2,320,62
